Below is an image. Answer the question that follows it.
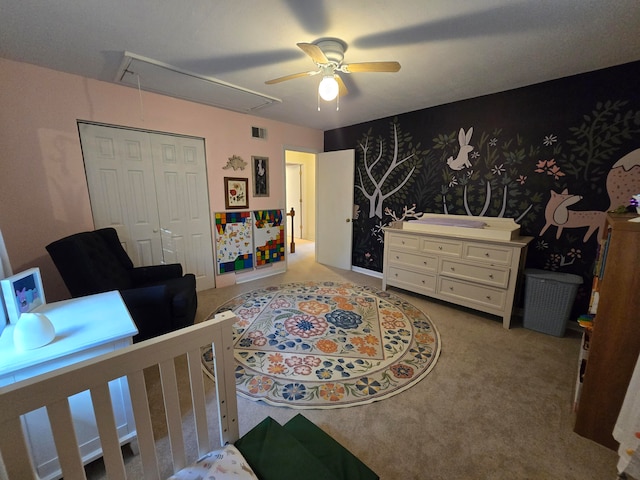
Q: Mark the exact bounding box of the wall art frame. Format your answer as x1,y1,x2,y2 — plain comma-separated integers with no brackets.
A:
252,156,269,197
0,267,46,324
224,177,249,209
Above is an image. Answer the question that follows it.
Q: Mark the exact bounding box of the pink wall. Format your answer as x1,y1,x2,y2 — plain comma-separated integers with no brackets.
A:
0,58,323,301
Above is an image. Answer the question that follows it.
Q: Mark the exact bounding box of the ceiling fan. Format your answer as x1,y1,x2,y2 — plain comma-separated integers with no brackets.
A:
265,38,401,101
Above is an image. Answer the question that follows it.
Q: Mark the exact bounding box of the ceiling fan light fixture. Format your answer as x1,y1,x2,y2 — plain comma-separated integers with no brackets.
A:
318,75,339,101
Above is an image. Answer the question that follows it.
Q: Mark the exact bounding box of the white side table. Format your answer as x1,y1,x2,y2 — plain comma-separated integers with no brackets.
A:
0,291,139,480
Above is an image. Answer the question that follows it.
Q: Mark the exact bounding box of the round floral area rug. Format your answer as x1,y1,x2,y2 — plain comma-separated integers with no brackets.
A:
202,281,441,409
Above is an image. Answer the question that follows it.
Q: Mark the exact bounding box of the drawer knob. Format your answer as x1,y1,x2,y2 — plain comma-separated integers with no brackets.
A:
438,246,443,250
421,280,425,284
394,273,398,277
485,252,490,257
396,255,400,259
423,261,427,265
449,286,454,291
402,240,405,245
488,274,494,279
486,295,491,300
450,266,455,271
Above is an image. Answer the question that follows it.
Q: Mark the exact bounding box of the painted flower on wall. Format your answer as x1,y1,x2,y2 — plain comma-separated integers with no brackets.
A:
535,158,565,179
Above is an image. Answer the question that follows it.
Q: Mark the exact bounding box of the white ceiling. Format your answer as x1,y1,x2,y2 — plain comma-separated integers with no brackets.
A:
1,0,639,131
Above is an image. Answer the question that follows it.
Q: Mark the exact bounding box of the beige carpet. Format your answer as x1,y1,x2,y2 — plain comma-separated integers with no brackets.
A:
87,239,619,479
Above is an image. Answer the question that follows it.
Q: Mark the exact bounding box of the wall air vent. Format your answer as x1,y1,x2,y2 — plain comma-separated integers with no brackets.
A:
115,52,282,113
251,126,267,139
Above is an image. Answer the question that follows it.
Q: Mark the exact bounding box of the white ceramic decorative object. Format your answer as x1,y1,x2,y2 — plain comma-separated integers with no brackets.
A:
14,312,56,350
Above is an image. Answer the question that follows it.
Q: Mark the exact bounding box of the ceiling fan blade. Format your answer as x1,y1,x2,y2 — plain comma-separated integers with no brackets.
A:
335,75,348,97
265,71,316,84
297,42,329,64
341,61,401,73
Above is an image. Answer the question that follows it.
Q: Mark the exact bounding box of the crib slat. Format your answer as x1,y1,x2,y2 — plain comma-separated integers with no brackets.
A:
127,369,160,480
47,399,87,480
0,416,38,479
159,358,187,472
211,319,239,445
90,383,127,480
187,347,210,457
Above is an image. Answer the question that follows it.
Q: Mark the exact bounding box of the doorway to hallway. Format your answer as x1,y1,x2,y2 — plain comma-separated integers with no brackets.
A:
285,150,316,262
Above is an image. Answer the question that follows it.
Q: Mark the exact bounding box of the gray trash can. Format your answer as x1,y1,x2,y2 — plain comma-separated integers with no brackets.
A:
522,269,583,336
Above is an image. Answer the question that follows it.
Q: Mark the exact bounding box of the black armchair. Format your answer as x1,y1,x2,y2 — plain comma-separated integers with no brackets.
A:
46,228,197,342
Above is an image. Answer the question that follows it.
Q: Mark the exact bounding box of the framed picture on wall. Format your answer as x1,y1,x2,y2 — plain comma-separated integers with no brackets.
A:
0,267,46,324
224,177,249,209
252,156,269,197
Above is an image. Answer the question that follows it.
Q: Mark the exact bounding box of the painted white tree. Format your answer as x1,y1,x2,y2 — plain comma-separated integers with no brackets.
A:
356,122,418,218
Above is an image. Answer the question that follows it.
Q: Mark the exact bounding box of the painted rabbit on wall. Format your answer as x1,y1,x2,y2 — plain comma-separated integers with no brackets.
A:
447,127,474,170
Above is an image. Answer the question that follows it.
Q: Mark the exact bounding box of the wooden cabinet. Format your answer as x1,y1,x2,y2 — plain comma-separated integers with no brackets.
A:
574,213,640,450
0,291,138,479
382,222,532,328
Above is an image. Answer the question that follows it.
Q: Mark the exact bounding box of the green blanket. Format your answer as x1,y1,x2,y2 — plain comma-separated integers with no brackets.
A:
235,414,379,480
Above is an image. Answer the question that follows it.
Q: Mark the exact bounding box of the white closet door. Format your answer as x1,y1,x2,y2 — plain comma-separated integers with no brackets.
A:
150,133,215,290
80,123,215,290
79,123,162,266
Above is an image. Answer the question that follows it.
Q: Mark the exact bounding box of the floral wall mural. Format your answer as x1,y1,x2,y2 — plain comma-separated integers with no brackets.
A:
325,61,640,315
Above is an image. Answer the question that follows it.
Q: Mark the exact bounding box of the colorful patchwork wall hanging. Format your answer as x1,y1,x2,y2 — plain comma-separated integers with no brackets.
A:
252,210,285,266
214,211,253,274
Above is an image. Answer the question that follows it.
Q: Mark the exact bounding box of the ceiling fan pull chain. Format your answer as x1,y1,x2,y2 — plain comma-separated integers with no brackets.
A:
317,89,320,111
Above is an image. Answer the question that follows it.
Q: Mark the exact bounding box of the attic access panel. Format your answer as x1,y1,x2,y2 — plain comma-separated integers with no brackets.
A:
116,52,281,113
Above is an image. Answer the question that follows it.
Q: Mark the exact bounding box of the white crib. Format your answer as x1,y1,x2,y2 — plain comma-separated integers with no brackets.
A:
0,311,239,480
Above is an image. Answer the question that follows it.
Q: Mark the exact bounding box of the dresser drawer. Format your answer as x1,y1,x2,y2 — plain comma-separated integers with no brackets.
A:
421,237,462,256
438,277,506,310
387,232,420,250
387,266,436,293
440,259,510,288
388,250,437,272
464,242,513,265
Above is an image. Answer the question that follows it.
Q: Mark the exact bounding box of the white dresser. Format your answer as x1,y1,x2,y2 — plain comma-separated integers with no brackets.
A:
0,291,138,479
382,217,532,328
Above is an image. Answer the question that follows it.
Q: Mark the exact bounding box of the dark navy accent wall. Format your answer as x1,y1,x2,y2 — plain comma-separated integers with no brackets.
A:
325,61,640,315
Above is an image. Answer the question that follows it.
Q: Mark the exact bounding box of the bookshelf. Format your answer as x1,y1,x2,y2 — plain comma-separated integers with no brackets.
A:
573,213,640,450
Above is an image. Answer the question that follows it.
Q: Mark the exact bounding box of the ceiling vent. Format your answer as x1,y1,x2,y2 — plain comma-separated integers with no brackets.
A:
116,52,281,113
251,126,267,139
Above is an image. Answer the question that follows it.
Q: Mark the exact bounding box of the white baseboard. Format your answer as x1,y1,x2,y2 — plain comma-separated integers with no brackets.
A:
351,266,383,279
235,263,286,284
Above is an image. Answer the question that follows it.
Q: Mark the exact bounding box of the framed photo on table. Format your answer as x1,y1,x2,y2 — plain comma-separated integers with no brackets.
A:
252,156,269,197
224,177,249,209
0,267,46,324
